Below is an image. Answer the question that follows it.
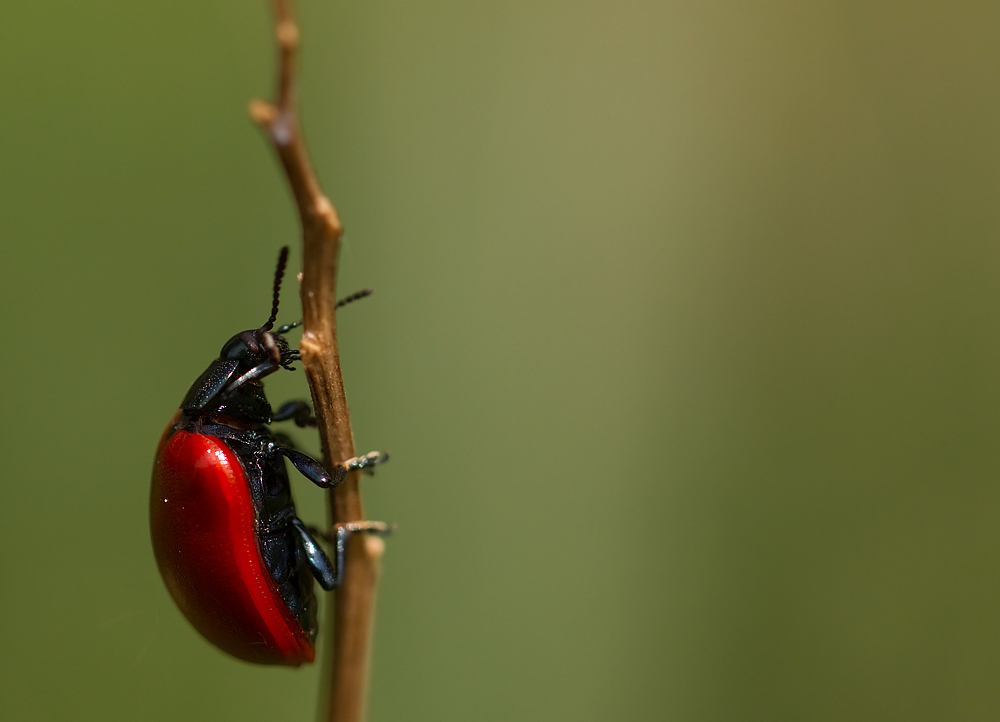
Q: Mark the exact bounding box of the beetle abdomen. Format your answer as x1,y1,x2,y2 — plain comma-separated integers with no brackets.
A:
150,429,315,665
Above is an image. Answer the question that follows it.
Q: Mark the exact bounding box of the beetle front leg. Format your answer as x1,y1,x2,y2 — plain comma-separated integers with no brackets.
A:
272,400,317,427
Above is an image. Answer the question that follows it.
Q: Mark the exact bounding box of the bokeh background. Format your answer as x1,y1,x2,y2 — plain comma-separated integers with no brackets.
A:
3,1,1000,720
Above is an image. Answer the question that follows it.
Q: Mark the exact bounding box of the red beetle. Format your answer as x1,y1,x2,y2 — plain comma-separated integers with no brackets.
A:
151,248,388,665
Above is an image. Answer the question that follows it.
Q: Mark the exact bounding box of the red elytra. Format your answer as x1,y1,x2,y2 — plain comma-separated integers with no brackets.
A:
150,429,315,666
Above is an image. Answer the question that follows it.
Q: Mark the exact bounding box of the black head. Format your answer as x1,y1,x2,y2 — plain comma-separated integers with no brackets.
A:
218,245,300,373
181,247,299,416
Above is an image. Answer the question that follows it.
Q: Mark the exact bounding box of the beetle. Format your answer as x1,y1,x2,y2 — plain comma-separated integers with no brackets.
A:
150,247,389,666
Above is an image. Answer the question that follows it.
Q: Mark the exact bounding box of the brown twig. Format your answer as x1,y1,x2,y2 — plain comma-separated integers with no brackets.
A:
250,2,384,721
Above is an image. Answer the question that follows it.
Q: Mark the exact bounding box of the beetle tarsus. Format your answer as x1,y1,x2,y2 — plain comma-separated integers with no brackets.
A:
336,450,389,477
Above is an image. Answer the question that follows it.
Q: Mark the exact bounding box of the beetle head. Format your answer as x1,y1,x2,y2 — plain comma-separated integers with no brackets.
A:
219,245,299,374
180,248,300,415
217,327,296,372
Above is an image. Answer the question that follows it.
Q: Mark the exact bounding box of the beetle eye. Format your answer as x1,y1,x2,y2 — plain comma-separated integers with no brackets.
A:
220,331,261,360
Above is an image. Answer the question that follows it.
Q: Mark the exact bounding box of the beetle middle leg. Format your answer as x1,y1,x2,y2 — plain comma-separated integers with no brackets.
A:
277,444,389,488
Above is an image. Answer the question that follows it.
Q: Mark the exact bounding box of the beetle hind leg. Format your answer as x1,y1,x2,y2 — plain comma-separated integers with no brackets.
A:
302,521,395,589
292,519,337,590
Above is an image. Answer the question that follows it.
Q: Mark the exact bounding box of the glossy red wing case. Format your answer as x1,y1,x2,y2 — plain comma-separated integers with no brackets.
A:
150,429,314,665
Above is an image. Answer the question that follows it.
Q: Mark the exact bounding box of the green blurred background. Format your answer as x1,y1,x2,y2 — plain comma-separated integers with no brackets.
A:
3,1,1000,720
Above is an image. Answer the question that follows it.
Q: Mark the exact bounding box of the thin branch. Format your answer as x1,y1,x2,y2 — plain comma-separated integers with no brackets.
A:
250,2,384,720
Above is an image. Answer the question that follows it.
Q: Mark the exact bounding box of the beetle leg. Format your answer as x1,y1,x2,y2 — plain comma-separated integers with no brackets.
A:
277,447,341,488
291,519,337,590
277,447,389,488
273,400,317,427
305,522,395,588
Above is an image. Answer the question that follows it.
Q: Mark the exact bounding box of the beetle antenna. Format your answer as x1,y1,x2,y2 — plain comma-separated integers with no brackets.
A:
276,320,302,335
336,288,374,309
262,246,289,332
275,289,374,336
